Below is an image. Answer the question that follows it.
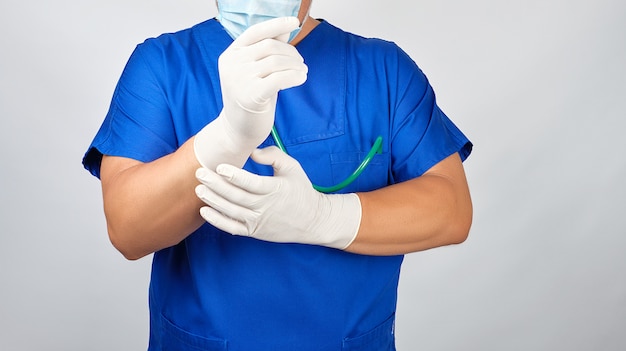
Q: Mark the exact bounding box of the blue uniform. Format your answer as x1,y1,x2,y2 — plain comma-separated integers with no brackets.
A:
83,19,472,351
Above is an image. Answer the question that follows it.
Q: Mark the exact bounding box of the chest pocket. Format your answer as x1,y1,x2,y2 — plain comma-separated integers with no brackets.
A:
328,150,390,193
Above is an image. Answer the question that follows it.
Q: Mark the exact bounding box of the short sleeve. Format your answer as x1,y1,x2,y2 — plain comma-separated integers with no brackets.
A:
82,42,178,178
389,47,472,183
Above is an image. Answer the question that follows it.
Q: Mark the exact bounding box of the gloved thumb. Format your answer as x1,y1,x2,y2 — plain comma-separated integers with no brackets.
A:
251,146,304,177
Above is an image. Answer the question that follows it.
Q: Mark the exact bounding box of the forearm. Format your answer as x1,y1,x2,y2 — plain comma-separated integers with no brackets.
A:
101,138,206,260
345,153,473,256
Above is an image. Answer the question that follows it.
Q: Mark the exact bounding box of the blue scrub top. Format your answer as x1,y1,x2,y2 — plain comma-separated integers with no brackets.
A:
84,19,471,351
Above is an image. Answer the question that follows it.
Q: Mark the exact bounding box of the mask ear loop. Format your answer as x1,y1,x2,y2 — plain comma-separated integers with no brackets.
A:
271,126,383,193
288,2,310,43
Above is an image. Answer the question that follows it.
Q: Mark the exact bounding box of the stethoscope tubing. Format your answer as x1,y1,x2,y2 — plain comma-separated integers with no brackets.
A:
270,126,383,193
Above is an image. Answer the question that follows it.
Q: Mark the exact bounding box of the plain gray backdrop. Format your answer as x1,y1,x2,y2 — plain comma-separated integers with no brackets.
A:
1,0,625,350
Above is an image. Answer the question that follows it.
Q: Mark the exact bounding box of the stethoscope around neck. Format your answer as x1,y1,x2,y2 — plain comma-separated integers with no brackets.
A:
270,125,383,193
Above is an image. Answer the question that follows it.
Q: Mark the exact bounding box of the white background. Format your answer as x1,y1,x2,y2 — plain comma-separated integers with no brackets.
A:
1,0,625,350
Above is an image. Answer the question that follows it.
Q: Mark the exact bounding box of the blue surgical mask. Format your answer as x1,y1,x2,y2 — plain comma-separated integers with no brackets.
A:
217,0,303,42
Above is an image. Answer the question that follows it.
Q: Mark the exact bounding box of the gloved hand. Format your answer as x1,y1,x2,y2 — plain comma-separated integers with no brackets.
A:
194,16,308,170
195,146,362,250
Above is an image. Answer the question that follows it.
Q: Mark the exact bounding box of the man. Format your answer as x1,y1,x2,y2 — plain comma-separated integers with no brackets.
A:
83,0,473,349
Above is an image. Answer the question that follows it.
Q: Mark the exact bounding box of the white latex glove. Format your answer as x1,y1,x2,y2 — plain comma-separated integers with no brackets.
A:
194,16,308,170
195,146,362,249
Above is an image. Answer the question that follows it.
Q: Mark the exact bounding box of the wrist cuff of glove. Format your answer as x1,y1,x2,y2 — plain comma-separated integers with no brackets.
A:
323,193,362,250
193,114,251,170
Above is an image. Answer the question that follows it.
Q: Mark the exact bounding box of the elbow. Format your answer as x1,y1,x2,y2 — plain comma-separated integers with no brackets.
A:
448,220,471,245
104,208,149,260
107,224,146,261
447,201,473,245
103,197,151,260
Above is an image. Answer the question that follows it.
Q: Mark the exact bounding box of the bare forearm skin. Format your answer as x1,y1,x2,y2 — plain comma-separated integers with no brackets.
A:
100,138,205,260
346,153,473,256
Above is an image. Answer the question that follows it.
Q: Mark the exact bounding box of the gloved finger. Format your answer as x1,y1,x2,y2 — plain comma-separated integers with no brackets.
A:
251,69,308,103
215,163,279,195
196,184,262,235
273,31,291,44
243,37,303,62
253,53,307,79
196,168,263,208
195,167,230,188
234,17,300,47
199,206,250,236
195,183,236,214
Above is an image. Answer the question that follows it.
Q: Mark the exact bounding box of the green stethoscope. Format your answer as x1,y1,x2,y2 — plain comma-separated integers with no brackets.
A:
270,126,384,193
